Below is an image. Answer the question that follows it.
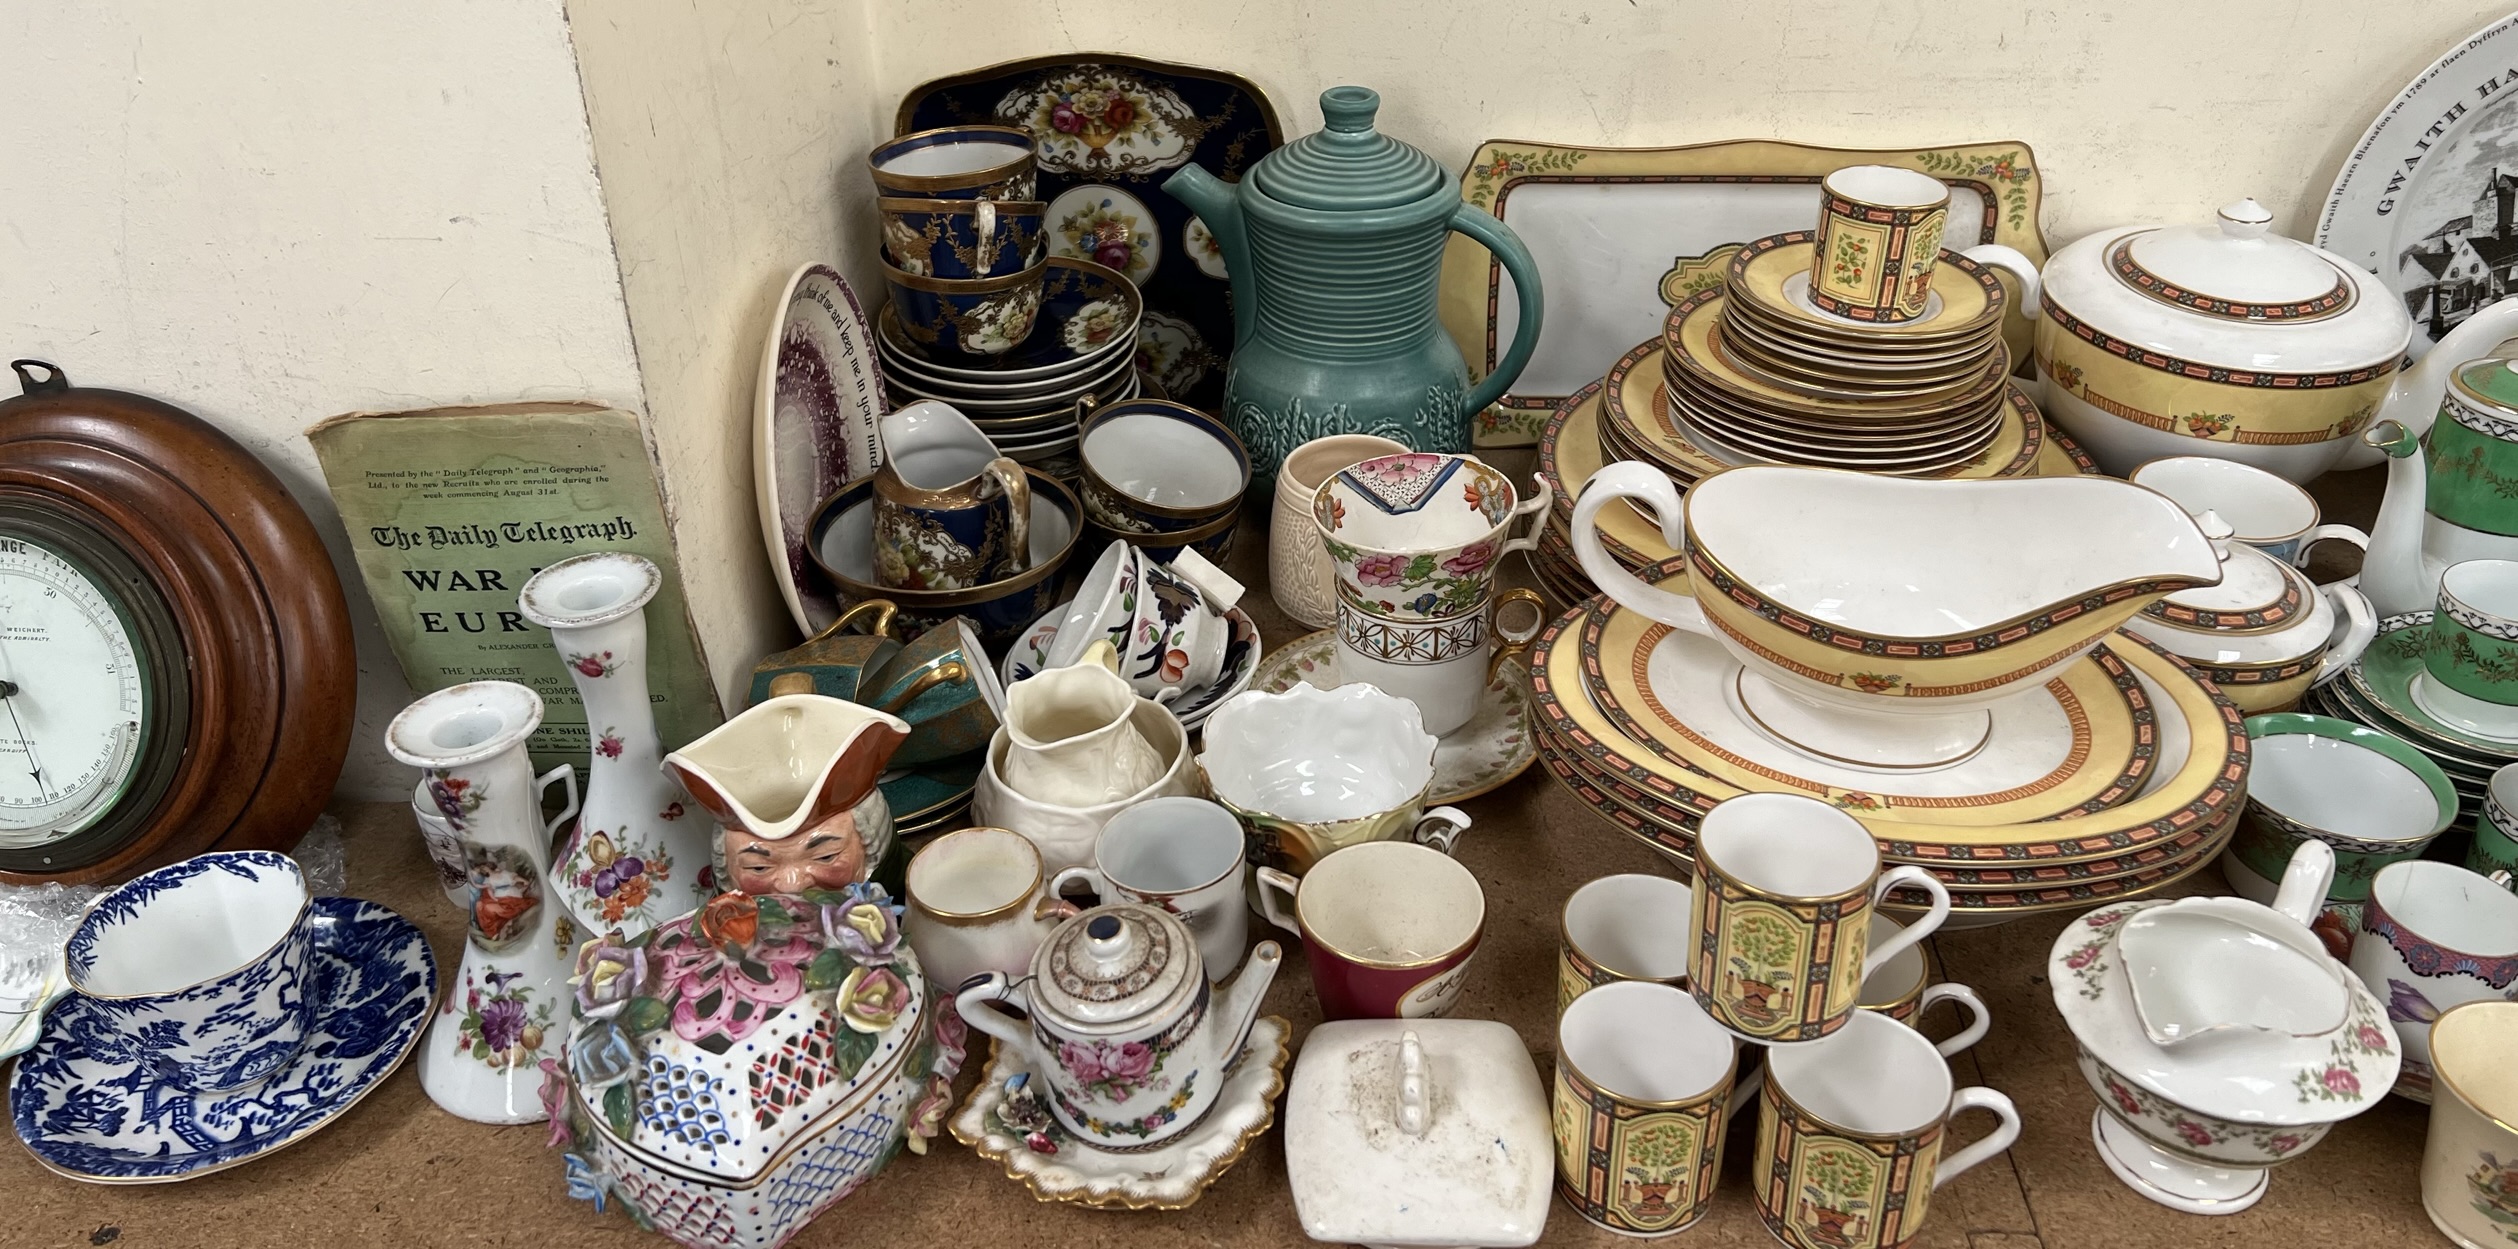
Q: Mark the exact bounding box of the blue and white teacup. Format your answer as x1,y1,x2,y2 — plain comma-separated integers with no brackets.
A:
63,850,317,1092
879,196,1047,280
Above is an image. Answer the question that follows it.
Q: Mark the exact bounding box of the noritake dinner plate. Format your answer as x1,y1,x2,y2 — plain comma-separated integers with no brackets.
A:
1436,136,2049,446
1252,629,1539,804
1530,575,2250,864
1718,329,2001,402
1587,608,2155,826
876,256,1143,379
1536,382,1673,571
2318,11,2518,358
1718,299,2004,368
1725,232,2008,344
755,262,888,633
12,899,434,1184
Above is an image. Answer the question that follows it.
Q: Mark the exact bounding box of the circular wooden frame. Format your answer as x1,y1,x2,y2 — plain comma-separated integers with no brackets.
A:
0,362,355,883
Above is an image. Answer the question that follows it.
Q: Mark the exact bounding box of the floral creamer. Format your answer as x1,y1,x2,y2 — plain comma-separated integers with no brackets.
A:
551,887,952,1249
957,903,1280,1151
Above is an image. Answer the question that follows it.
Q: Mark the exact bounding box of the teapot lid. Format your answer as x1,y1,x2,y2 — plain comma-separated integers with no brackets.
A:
1036,904,1194,1026
2453,357,2518,415
2116,200,2356,318
1250,86,1447,211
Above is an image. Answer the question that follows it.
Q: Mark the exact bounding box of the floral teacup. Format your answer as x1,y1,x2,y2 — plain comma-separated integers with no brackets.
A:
1312,452,1548,623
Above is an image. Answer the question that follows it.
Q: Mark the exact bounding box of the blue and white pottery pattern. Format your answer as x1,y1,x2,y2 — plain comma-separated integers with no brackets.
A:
15,898,435,1183
63,850,316,1093
1003,600,1260,731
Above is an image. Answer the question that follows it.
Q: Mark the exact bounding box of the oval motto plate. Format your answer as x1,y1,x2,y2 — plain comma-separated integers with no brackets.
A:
754,263,887,635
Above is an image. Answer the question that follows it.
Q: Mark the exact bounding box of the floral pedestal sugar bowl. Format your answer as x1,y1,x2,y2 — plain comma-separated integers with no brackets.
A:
1284,1020,1552,1247
2049,840,2399,1215
2119,514,2375,715
2220,713,2458,908
554,888,950,1249
2034,197,2518,481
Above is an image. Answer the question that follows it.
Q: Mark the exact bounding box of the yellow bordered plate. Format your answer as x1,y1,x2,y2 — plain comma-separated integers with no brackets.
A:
1587,606,2152,826
1532,726,2232,893
1668,383,2005,466
1667,290,2011,421
1530,578,2250,862
1728,231,2007,343
1671,386,2004,452
1538,380,1676,569
1719,328,2002,402
1720,299,2003,366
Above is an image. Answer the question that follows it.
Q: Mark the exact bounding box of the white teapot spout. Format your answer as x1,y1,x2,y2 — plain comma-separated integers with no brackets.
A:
2359,419,2444,617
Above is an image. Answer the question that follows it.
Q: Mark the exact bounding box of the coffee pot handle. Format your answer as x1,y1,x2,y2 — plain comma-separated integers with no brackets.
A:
1931,1087,2022,1189
1449,204,1545,421
1254,866,1301,934
984,456,1031,573
2313,581,2378,687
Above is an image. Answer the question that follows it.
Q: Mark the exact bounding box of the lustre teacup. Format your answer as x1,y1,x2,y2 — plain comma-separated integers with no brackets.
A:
1690,793,1950,1043
63,850,316,1093
2422,1000,2518,1247
2421,560,2518,741
1256,839,1484,1021
902,825,1075,996
1808,164,1950,324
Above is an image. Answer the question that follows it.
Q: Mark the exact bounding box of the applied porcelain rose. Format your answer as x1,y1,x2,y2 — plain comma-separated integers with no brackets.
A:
1572,462,2221,767
2050,839,2400,1215
2035,199,2518,481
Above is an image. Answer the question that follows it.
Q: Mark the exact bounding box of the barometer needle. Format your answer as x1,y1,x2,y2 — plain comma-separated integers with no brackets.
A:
0,679,44,786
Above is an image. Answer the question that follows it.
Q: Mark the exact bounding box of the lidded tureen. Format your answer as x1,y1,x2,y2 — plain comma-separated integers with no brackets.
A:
550,887,949,1249
2049,840,2398,1215
2035,198,2518,481
958,903,1280,1151
2119,511,2376,713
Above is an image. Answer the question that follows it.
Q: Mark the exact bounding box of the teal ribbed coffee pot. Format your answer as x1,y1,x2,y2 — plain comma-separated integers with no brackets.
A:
1165,85,1542,481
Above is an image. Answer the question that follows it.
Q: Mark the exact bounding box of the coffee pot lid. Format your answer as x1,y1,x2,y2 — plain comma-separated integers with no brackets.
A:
1035,904,1194,1025
2453,357,2518,415
1249,86,1447,211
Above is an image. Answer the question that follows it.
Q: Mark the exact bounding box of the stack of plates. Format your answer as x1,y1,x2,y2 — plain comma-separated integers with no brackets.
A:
1524,361,2102,611
1649,232,2018,476
2303,610,2515,833
1528,561,2249,929
877,256,1145,482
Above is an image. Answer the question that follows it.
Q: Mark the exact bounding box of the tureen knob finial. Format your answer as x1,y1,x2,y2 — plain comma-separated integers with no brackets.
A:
2195,509,2236,562
2216,199,2275,239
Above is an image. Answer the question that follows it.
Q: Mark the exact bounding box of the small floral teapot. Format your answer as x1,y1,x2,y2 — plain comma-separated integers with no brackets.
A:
957,903,1279,1151
549,886,954,1249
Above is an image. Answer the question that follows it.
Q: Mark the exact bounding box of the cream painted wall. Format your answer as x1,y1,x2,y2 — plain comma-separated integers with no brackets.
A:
0,0,644,799
864,0,2518,242
564,0,887,715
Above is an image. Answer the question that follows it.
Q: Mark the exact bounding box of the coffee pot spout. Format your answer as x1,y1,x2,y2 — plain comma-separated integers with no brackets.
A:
2360,418,2442,617
1162,164,1253,348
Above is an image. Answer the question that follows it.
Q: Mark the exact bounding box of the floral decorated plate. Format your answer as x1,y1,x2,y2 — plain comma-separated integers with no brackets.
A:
11,898,434,1183
1002,598,1260,731
754,263,887,634
879,258,1142,381
898,55,1283,411
950,1014,1289,1210
1254,629,1536,804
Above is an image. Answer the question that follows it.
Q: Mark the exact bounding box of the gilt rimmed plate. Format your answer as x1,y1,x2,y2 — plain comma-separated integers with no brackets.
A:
1530,575,2250,863
12,898,434,1184
1252,629,1537,804
1588,610,2153,826
2318,12,2518,359
2343,611,2518,762
877,256,1142,379
1726,231,2007,344
755,263,887,633
1666,289,2010,421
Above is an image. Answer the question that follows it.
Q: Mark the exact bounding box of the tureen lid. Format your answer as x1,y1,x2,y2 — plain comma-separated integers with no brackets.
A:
1250,86,1447,212
1033,904,1195,1027
2118,201,2354,315
2042,199,2407,373
2143,516,2314,624
2049,899,2398,1124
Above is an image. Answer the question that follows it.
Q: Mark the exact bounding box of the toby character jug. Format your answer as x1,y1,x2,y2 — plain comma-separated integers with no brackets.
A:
1165,86,1543,480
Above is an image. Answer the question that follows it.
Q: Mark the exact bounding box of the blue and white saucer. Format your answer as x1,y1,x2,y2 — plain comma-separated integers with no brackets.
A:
11,897,435,1184
1001,599,1259,730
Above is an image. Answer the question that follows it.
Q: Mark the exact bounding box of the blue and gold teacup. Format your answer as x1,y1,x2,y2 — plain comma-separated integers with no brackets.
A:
867,125,1037,201
884,260,1048,358
880,196,1046,280
1078,399,1250,537
63,850,318,1092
